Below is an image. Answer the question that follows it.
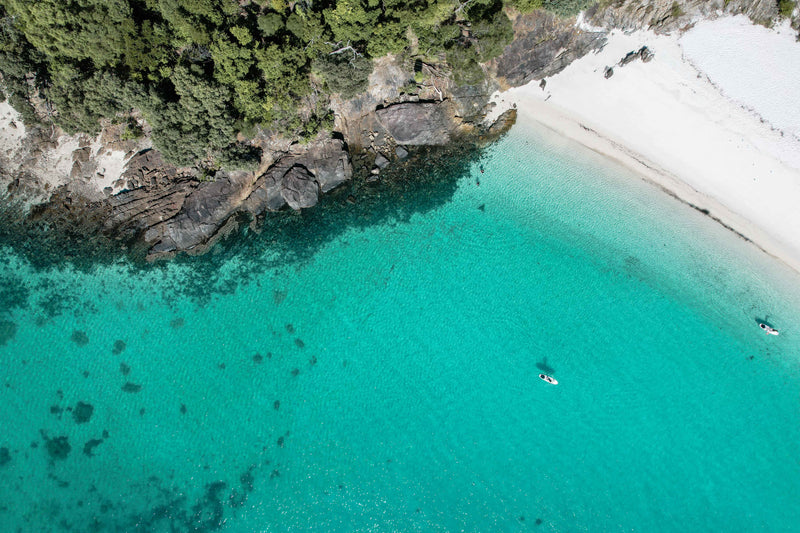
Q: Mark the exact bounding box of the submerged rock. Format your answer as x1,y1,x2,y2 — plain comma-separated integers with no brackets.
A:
43,434,71,461
71,330,89,346
0,447,10,466
83,439,103,457
0,321,17,346
122,382,142,393
111,339,126,355
72,402,94,424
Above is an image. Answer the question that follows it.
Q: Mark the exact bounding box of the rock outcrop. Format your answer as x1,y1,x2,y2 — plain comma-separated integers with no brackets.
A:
141,137,353,258
492,10,607,87
375,102,453,145
585,0,779,32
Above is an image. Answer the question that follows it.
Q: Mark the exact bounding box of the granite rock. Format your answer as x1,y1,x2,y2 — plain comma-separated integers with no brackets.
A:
375,102,452,145
493,10,607,86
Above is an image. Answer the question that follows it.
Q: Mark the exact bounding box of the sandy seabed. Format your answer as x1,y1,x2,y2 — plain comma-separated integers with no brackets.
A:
489,15,800,273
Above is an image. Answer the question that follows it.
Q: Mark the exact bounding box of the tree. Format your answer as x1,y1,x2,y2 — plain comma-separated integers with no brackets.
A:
137,65,236,165
313,53,373,98
2,0,136,69
323,0,379,45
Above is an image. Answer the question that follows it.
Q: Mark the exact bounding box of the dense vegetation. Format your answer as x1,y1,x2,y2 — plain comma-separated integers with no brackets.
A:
0,0,585,167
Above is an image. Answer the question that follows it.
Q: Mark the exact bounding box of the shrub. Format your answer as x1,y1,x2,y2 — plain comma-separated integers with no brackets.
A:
218,143,263,171
541,0,593,17
505,0,544,14
778,0,796,17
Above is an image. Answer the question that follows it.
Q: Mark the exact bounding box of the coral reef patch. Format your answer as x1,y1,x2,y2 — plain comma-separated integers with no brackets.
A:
72,402,94,424
71,330,89,346
111,340,126,355
41,432,72,461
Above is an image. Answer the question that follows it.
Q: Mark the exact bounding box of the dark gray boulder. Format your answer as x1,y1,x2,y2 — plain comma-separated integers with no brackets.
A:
243,137,352,216
241,169,286,214
375,102,452,145
374,153,390,168
300,138,351,193
619,50,639,66
281,165,319,210
144,173,248,254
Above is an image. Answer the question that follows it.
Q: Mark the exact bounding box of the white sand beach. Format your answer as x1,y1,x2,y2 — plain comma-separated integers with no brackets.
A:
489,15,800,273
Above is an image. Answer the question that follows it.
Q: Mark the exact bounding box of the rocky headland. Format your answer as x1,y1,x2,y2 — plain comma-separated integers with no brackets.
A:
0,0,794,263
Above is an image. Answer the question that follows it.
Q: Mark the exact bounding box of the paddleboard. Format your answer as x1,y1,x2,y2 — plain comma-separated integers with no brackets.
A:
759,323,779,335
539,373,558,385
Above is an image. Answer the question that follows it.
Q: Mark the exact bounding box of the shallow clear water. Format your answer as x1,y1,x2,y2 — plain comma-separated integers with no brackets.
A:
1,121,799,532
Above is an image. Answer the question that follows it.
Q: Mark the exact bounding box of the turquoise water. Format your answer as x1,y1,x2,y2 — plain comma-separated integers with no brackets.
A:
1,121,800,532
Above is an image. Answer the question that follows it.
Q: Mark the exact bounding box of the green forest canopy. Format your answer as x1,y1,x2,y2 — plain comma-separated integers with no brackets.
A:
0,0,590,167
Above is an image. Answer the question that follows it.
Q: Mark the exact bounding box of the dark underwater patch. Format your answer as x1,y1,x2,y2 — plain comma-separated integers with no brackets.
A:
0,320,17,346
0,276,29,312
37,290,79,319
72,402,94,424
111,339,126,355
71,330,90,346
273,290,287,304
122,382,142,393
83,439,103,457
41,432,71,461
0,446,10,466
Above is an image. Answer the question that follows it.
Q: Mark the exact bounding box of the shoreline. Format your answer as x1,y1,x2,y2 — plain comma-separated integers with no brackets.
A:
488,16,800,275
515,97,800,274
